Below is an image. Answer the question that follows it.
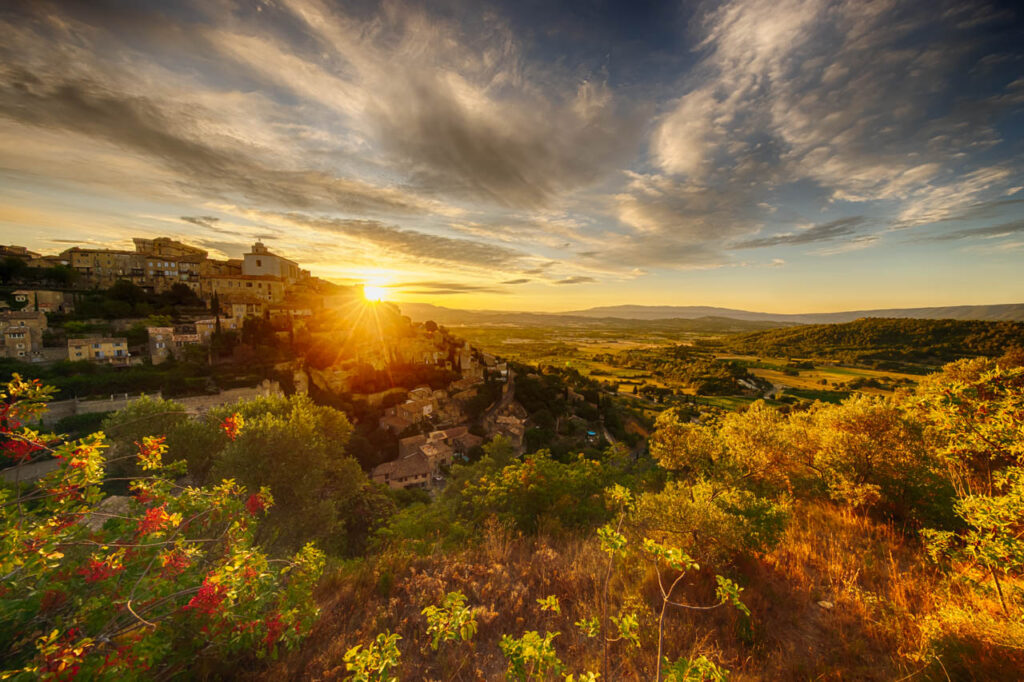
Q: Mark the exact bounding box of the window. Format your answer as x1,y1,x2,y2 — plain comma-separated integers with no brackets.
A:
256,259,262,267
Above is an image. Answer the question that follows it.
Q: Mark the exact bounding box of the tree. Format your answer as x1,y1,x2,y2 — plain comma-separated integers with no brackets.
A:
163,282,200,307
450,446,612,534
0,256,29,284
108,279,147,305
917,361,1024,615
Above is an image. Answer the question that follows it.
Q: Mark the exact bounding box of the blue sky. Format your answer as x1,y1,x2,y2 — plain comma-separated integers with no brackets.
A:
0,0,1022,311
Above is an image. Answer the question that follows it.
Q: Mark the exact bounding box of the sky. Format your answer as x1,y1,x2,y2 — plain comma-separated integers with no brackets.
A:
0,0,1023,313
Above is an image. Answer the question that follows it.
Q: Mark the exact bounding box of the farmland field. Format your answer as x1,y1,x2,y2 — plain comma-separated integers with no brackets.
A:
457,323,928,410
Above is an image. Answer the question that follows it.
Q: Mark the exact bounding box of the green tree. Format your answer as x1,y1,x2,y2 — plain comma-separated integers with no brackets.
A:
917,361,1024,615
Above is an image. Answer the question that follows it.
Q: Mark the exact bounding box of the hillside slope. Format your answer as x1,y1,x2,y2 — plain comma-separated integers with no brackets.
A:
710,317,1024,365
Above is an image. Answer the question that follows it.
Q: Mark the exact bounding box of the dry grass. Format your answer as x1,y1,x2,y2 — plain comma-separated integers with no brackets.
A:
255,503,1023,681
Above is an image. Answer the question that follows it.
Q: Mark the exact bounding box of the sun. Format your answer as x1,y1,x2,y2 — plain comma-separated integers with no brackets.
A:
363,284,389,302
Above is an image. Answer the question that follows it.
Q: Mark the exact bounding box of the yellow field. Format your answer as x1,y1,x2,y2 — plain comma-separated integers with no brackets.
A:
718,355,920,395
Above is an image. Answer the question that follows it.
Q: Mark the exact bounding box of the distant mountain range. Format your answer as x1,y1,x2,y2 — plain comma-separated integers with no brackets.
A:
398,302,1024,326
560,304,1024,323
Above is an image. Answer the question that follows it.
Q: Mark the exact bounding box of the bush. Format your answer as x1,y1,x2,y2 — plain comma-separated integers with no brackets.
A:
0,375,324,678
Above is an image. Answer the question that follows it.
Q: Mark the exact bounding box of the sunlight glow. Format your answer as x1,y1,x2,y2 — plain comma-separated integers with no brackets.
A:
363,284,389,302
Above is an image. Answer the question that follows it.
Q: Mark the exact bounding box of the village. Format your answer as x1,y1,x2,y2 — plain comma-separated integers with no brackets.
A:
0,238,529,492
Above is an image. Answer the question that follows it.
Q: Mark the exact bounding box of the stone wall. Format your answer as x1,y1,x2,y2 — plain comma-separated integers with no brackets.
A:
39,381,282,427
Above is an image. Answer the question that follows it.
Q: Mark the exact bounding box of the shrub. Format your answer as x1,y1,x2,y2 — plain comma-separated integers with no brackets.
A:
0,375,324,678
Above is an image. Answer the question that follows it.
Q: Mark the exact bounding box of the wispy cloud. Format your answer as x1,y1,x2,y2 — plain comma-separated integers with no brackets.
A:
925,219,1024,241
732,217,867,249
261,212,530,272
394,280,508,295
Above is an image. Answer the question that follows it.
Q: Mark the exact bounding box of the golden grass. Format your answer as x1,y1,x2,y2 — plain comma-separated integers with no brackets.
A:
255,503,1023,681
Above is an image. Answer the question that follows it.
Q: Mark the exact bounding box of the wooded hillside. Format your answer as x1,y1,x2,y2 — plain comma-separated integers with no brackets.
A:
706,317,1024,367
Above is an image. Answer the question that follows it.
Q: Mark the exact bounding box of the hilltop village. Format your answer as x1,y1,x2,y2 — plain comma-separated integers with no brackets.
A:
0,238,535,490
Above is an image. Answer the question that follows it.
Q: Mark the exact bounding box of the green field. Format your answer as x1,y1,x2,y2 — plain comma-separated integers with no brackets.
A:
458,324,929,411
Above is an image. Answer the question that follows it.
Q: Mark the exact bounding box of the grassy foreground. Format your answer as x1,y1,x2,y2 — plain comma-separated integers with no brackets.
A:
258,501,1022,680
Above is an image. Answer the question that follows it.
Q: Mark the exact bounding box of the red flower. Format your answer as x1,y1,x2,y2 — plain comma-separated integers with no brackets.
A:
264,612,285,650
159,549,191,579
78,557,123,583
220,414,243,441
3,437,42,462
137,505,172,536
245,493,267,516
184,575,228,615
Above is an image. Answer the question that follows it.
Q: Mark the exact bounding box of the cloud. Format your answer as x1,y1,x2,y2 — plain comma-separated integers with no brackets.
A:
732,216,867,248
261,212,529,272
641,0,1023,254
812,234,881,255
181,216,220,228
501,278,530,285
925,219,1024,242
554,276,597,285
224,0,645,209
395,280,507,295
0,66,447,216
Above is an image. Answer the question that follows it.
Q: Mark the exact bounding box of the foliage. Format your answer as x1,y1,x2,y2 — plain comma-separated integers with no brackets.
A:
0,376,324,679
663,655,730,682
421,591,477,651
711,317,1024,368
916,362,1024,614
651,394,953,528
787,394,954,523
453,449,612,534
101,395,189,480
102,394,393,556
53,411,111,439
600,346,770,396
637,481,789,566
343,631,401,682
498,630,564,681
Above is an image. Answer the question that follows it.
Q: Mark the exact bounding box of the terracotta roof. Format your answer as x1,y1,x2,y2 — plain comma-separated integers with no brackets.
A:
453,432,483,450
379,415,412,432
372,451,433,482
399,433,427,457
420,441,453,463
